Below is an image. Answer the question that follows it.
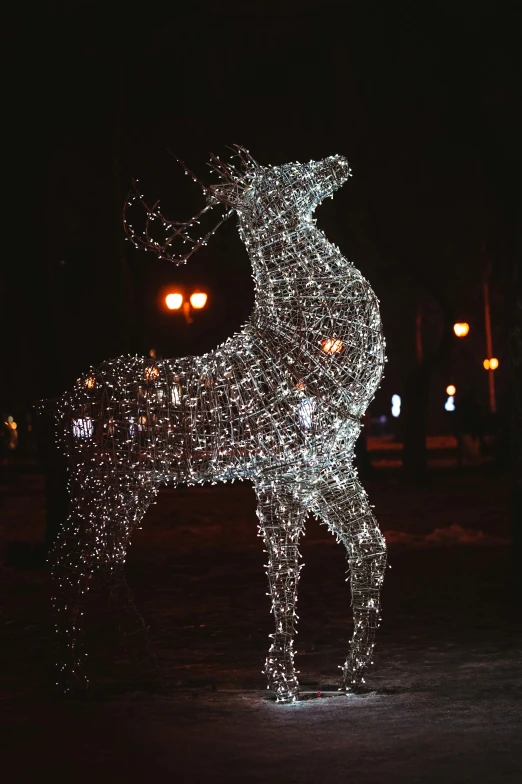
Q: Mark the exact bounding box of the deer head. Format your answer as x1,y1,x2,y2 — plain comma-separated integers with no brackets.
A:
123,149,350,262
238,155,351,231
122,146,258,264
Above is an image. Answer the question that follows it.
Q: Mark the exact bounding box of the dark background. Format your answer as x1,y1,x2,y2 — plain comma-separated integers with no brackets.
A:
1,1,520,484
1,7,522,781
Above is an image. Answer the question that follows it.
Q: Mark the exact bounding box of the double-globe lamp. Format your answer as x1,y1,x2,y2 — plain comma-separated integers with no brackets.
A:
166,291,208,311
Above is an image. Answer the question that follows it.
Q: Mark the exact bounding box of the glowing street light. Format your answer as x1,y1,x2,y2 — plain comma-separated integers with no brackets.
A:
189,292,208,309
446,384,456,396
163,288,209,323
453,322,469,338
166,292,183,310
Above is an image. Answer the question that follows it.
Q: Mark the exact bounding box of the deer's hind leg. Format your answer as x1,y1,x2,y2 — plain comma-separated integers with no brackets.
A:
254,480,308,702
51,471,158,691
311,468,386,691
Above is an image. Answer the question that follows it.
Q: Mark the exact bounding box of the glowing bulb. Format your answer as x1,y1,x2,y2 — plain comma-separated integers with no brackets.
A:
489,357,499,370
190,292,208,309
144,366,159,381
321,338,343,354
483,359,490,370
391,394,401,418
166,292,183,310
445,395,455,412
446,384,456,396
453,322,469,338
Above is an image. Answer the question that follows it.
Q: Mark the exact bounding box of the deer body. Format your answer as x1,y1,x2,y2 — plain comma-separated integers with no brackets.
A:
52,153,387,702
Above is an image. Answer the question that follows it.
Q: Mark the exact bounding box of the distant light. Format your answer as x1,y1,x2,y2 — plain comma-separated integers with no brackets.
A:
321,338,344,354
72,418,94,438
484,357,499,370
190,292,208,309
446,384,456,396
84,376,96,389
391,394,401,418
166,292,183,310
445,395,455,412
453,322,470,338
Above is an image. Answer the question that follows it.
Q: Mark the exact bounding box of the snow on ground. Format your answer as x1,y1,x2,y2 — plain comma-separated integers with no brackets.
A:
1,469,521,782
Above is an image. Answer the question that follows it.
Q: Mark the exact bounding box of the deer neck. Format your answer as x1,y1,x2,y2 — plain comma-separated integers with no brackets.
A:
238,215,355,334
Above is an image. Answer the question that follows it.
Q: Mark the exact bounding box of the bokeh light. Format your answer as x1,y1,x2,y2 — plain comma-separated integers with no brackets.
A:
190,292,208,309
453,322,469,338
321,338,344,354
166,292,183,310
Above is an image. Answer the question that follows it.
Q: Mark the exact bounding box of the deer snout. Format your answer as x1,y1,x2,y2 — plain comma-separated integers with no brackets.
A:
332,155,351,182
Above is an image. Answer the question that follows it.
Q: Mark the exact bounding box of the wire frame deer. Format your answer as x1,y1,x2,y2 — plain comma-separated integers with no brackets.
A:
51,147,387,702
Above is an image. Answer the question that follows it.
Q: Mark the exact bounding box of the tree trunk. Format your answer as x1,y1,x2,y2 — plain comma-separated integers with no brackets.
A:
402,364,430,483
402,286,455,484
509,247,522,592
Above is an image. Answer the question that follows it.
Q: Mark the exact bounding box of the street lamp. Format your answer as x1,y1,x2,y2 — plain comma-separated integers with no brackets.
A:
166,292,183,310
189,292,208,309
453,322,470,338
163,289,208,323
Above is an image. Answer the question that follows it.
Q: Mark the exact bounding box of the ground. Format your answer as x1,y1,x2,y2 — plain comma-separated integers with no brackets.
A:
1,467,521,783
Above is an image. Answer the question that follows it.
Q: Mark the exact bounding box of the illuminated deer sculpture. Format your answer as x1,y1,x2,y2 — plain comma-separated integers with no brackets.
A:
51,148,386,702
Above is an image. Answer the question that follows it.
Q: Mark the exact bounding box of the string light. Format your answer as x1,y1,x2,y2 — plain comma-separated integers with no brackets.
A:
49,147,387,702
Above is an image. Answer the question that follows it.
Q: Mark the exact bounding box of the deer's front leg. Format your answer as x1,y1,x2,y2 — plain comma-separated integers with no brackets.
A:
312,470,387,691
255,483,306,702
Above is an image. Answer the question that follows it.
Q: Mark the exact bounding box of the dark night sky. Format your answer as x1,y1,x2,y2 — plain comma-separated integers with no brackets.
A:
2,1,520,419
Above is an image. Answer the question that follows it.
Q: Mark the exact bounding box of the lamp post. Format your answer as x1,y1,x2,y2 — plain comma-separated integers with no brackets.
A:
164,289,208,324
483,279,496,414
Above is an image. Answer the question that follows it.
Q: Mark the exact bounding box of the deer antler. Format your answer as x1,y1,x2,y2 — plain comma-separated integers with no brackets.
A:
227,145,258,171
123,149,256,263
122,172,233,264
